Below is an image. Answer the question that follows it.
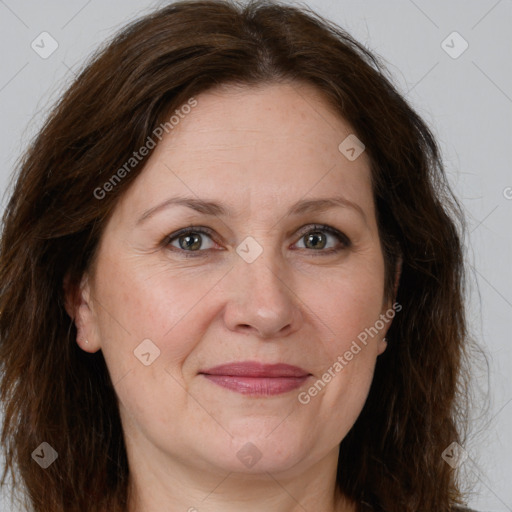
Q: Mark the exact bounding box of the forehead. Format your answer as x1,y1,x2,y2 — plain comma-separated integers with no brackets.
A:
113,82,374,224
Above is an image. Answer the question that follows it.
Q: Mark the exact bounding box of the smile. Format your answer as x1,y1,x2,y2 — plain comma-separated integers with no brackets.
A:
199,361,312,396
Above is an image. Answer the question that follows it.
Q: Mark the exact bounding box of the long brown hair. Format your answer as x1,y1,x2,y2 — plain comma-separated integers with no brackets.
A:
0,1,474,510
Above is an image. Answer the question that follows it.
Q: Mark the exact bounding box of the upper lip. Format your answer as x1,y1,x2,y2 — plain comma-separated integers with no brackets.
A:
200,361,310,378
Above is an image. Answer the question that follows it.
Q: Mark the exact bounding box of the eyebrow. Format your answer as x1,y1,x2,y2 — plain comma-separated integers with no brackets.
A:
136,195,367,225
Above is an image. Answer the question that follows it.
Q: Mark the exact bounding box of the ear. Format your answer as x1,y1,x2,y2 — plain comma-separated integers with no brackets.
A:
63,272,101,353
378,255,403,356
393,254,403,301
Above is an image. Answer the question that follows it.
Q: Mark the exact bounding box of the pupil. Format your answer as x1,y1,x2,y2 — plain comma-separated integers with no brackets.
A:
180,233,201,250
306,232,326,249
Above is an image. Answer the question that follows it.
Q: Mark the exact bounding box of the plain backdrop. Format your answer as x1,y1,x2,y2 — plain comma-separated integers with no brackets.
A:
0,1,511,511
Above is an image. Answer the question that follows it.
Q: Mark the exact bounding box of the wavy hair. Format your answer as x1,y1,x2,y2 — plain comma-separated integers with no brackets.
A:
0,1,473,510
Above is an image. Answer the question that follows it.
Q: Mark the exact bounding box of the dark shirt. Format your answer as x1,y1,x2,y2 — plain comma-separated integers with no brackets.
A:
360,502,475,511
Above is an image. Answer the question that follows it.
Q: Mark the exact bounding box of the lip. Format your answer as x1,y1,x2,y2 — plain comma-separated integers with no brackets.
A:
199,361,312,396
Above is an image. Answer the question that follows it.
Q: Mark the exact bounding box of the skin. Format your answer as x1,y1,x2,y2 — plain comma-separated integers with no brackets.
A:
67,81,397,512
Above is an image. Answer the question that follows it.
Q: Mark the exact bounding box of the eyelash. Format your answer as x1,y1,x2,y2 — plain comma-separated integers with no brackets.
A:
162,224,351,258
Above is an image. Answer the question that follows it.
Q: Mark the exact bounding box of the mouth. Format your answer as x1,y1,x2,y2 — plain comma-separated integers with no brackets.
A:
199,361,312,396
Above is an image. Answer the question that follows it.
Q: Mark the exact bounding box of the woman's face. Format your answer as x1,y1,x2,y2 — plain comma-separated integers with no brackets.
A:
76,82,394,479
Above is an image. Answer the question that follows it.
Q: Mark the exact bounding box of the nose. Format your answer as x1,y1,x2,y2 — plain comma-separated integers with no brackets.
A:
222,247,303,339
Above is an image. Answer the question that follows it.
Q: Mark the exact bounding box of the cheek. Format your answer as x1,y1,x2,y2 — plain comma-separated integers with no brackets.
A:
92,256,215,439
295,251,385,418
307,329,378,434
302,257,386,357
94,253,220,352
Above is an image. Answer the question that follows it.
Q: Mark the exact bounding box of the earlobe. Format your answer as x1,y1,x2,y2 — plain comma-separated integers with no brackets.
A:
377,336,388,355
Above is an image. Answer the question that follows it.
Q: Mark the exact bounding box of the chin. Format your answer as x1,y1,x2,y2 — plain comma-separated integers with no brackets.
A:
219,427,310,474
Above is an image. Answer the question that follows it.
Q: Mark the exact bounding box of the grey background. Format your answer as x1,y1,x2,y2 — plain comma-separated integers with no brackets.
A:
0,0,510,511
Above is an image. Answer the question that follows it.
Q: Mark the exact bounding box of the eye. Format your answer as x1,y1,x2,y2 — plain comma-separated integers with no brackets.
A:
293,224,350,253
163,224,351,258
164,227,217,256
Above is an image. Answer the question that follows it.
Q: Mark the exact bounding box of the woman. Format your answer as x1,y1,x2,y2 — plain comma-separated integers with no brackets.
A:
0,1,478,511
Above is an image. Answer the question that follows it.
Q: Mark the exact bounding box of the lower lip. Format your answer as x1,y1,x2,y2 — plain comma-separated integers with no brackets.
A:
202,375,310,396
